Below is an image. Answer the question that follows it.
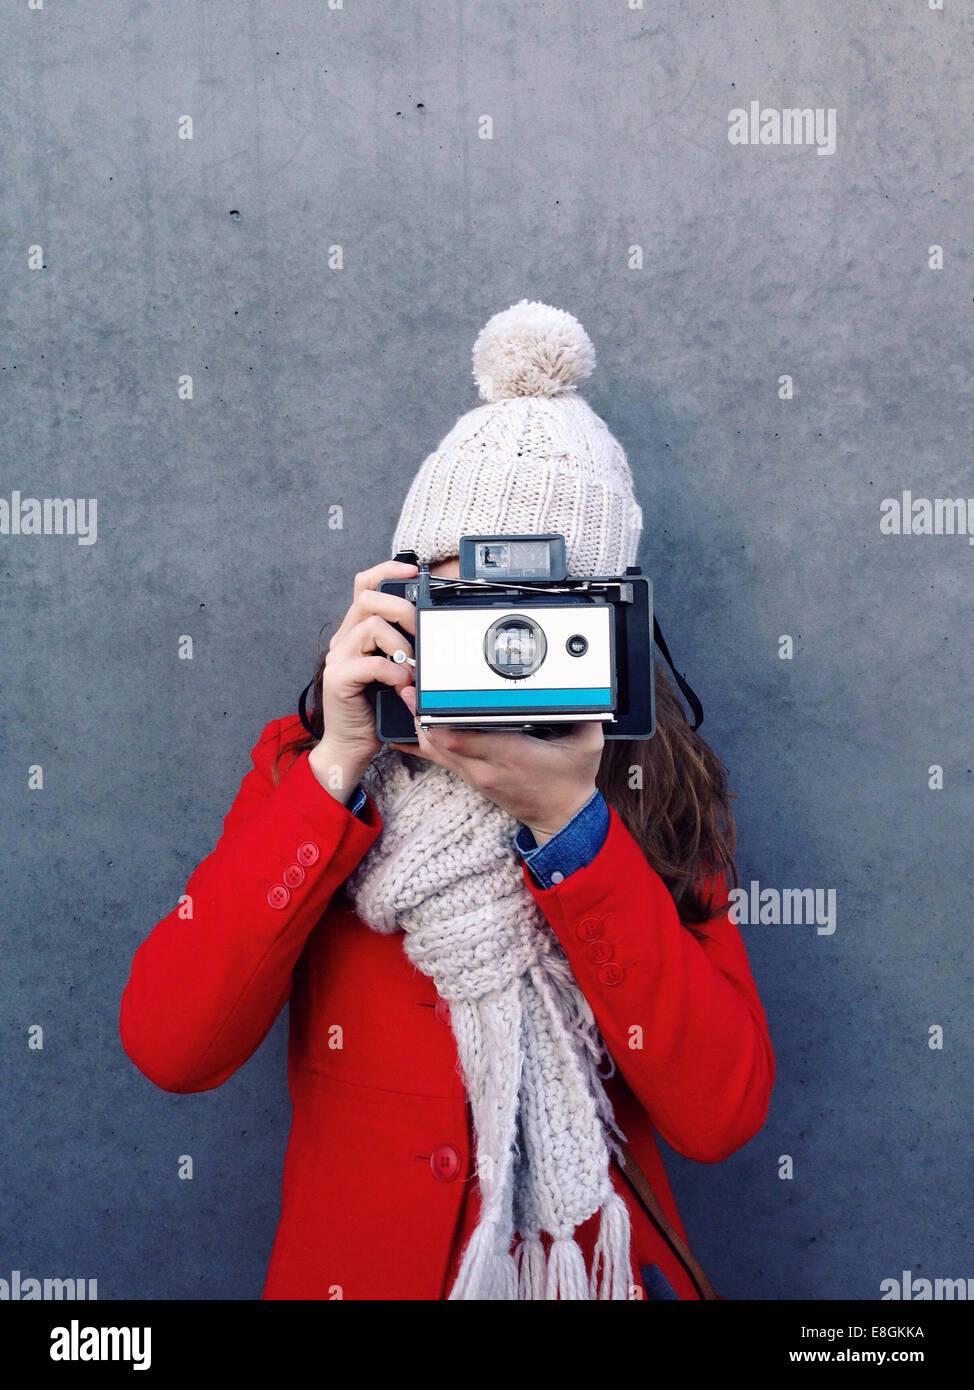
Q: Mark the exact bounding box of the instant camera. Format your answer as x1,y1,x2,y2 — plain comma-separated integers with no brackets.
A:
369,533,673,744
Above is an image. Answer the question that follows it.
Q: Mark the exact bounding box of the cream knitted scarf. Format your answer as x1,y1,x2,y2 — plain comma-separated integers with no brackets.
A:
343,745,633,1300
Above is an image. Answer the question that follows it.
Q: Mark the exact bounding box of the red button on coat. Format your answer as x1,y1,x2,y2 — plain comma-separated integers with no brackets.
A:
434,998,452,1026
297,842,319,867
267,884,290,910
577,917,602,942
430,1144,461,1182
598,962,625,986
588,940,614,964
283,862,306,888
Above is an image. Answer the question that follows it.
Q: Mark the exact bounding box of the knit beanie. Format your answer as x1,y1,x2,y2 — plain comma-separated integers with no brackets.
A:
391,299,643,576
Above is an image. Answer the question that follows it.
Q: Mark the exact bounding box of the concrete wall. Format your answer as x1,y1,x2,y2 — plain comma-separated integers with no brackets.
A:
2,0,971,1299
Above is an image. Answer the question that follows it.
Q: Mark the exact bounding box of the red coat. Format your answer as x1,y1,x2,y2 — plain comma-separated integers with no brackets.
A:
119,714,774,1300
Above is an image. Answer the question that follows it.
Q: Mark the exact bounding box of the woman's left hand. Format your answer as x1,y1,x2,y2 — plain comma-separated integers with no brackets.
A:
386,685,604,844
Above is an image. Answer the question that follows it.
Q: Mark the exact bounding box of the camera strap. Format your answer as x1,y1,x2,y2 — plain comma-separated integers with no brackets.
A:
297,678,317,737
653,617,704,730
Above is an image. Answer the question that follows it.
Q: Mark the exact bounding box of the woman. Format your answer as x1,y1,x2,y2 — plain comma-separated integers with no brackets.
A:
119,300,774,1300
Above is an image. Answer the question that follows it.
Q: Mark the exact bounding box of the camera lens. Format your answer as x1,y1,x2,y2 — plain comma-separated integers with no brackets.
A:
484,615,546,678
567,634,588,657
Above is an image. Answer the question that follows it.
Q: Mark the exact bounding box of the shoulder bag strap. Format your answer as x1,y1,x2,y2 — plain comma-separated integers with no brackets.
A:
614,1140,725,1300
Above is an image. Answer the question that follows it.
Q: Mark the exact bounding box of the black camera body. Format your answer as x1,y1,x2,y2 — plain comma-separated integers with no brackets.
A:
369,533,656,743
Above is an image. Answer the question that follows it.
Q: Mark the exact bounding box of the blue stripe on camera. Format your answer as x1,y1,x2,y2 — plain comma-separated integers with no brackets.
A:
421,687,612,708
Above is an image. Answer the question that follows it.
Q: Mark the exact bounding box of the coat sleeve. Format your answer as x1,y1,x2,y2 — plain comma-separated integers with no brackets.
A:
521,804,775,1163
119,716,382,1094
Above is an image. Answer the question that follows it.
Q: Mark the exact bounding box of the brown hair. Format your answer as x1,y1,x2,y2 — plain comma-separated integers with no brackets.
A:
276,641,737,929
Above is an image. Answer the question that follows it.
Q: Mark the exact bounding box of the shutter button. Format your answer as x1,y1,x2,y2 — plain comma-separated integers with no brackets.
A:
430,1144,461,1181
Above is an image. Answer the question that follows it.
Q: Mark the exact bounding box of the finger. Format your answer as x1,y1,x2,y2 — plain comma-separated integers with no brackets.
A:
329,661,411,708
399,686,601,765
395,686,502,763
331,561,417,648
386,740,422,755
424,724,534,763
342,613,415,665
410,721,448,767
352,559,418,601
324,654,413,699
331,587,417,650
552,719,606,749
385,739,436,760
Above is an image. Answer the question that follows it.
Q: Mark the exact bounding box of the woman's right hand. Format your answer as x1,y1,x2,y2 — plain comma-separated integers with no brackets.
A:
308,559,419,797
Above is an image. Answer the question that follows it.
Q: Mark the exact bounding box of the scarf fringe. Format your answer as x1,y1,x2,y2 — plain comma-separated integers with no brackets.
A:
447,1221,519,1300
545,1236,590,1299
588,1189,633,1300
452,1193,633,1301
514,1232,547,1298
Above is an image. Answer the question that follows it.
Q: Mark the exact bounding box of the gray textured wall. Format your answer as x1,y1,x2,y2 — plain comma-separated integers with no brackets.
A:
2,0,972,1301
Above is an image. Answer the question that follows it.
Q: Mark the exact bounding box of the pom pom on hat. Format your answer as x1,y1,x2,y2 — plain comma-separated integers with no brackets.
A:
472,298,596,403
392,299,642,577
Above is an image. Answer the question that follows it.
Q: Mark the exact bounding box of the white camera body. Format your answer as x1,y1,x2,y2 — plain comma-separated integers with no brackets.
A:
416,603,615,726
373,532,658,741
